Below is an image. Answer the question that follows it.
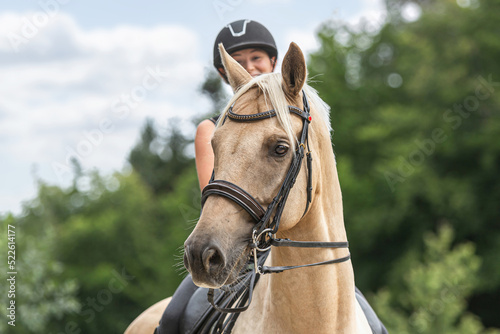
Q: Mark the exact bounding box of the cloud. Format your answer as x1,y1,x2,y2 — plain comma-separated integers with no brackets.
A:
0,11,208,214
284,29,321,56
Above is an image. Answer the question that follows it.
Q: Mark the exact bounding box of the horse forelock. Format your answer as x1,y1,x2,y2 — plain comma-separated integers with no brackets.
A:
216,73,332,146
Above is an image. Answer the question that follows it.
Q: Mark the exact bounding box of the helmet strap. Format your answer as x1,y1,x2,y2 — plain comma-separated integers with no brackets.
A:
271,57,277,72
217,68,229,84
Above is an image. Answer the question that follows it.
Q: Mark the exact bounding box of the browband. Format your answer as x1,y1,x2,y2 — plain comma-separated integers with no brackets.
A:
227,105,311,122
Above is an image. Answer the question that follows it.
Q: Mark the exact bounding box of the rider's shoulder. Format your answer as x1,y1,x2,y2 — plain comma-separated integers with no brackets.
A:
196,118,216,139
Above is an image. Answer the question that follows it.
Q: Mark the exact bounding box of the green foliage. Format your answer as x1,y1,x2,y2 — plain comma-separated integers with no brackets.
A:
2,169,199,333
0,214,80,334
372,225,500,334
129,118,194,194
308,0,500,326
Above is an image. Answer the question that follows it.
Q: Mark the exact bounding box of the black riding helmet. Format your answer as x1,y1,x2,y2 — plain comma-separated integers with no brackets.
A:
213,20,277,81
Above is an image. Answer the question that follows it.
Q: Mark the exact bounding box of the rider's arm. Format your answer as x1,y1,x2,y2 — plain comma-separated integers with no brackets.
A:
195,119,216,191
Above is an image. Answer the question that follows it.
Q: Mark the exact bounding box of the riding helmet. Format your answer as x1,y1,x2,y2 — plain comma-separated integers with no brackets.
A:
213,19,278,70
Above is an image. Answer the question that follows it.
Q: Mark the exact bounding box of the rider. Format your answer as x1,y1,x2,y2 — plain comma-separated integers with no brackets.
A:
156,20,278,333
195,19,278,191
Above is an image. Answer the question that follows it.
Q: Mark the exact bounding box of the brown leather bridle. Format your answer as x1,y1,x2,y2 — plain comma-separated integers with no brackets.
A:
201,91,350,322
201,93,313,234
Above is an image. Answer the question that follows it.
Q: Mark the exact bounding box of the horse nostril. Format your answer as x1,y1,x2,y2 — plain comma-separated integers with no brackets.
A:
202,245,225,272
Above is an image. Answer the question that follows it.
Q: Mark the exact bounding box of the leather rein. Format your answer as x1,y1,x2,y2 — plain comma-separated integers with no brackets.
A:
200,91,350,318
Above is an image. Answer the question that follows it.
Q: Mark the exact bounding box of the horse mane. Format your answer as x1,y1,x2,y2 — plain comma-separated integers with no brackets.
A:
216,73,332,147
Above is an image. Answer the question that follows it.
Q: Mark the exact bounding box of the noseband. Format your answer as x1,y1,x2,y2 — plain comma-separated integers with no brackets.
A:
200,91,350,320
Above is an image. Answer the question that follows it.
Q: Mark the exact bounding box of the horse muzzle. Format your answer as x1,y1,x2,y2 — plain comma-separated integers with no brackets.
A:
184,236,230,288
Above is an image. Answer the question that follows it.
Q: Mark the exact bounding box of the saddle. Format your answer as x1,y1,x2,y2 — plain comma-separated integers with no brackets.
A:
155,275,388,334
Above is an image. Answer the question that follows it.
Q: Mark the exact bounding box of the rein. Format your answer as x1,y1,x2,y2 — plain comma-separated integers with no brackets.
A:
201,91,350,322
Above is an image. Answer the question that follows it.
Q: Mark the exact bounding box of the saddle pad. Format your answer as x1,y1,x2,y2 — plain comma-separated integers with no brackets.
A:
180,287,220,334
179,286,389,334
159,275,388,334
355,287,389,334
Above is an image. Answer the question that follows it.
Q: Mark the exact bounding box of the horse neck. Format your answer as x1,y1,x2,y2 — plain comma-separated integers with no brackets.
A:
238,125,360,333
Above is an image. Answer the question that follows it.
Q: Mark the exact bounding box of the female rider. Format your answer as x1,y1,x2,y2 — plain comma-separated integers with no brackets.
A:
195,19,278,191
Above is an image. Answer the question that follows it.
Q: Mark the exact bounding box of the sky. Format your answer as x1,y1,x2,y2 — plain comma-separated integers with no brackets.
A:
0,0,386,215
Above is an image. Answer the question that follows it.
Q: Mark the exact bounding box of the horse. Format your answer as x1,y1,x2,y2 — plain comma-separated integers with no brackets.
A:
125,42,384,333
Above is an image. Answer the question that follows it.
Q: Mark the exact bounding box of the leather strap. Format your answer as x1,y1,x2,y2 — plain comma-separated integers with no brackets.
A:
201,180,265,222
260,254,351,274
270,238,348,249
207,270,256,313
250,235,350,275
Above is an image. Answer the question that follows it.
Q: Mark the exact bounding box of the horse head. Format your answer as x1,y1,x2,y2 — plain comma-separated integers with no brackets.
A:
184,42,329,289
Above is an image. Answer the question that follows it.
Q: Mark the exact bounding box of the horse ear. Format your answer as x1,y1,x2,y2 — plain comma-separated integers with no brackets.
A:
281,42,307,98
218,43,252,92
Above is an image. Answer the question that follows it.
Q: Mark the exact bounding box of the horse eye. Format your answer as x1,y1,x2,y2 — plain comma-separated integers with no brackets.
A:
274,144,289,156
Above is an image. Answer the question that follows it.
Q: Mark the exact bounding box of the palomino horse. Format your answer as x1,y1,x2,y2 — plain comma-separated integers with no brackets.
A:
126,42,381,333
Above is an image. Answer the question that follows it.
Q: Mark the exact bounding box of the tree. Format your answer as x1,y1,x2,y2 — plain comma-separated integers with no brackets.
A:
2,166,200,333
129,118,194,194
308,0,500,326
372,225,500,334
0,201,80,333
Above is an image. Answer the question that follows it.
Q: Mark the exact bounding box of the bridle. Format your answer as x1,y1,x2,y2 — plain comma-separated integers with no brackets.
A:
200,90,350,325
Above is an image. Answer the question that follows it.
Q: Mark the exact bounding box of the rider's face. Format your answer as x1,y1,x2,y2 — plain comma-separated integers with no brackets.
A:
229,48,275,77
